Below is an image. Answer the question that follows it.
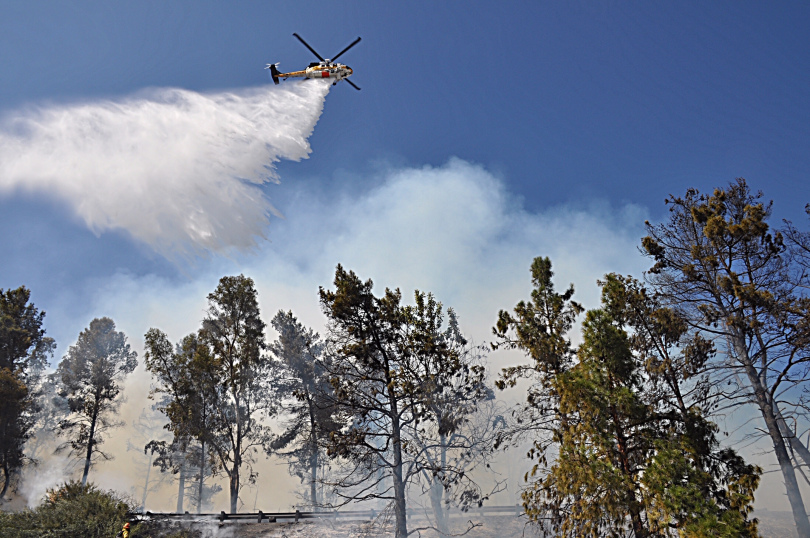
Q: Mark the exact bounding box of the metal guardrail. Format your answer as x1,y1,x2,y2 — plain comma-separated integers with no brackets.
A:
130,505,525,524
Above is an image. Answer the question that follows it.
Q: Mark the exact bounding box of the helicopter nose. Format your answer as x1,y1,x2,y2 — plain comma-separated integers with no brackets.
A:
347,67,353,75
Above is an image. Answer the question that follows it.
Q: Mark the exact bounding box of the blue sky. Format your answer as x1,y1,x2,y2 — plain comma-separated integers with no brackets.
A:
4,2,809,207
3,2,809,290
2,1,809,510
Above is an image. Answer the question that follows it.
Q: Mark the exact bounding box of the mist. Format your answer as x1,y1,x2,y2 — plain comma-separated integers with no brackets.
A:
0,80,331,258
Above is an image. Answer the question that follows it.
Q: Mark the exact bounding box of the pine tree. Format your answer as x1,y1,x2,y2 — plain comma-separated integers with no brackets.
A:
494,258,760,536
0,286,54,498
319,265,488,538
55,317,137,485
198,274,276,513
642,180,810,536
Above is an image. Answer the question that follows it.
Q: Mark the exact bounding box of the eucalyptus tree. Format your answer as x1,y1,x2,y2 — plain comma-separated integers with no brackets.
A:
144,433,220,513
196,274,278,512
0,286,55,498
55,317,137,485
642,179,810,536
144,330,215,513
147,274,274,512
409,313,502,536
319,265,488,538
145,277,276,514
126,406,170,512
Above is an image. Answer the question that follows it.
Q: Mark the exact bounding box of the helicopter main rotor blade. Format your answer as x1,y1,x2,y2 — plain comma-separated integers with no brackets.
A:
345,79,361,91
292,33,324,62
331,37,361,62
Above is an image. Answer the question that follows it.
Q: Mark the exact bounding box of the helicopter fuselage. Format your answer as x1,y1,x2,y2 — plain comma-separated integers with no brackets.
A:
278,63,353,84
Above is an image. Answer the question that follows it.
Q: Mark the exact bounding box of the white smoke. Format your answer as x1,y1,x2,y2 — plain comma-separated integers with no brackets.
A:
19,455,73,508
0,80,331,258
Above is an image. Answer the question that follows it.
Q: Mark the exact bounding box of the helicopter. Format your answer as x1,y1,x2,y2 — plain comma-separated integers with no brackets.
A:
266,33,361,90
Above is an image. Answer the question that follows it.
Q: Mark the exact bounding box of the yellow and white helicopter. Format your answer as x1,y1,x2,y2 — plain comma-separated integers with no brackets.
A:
267,33,361,90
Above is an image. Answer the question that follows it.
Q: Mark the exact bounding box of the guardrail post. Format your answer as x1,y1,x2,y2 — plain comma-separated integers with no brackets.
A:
219,511,227,522
257,510,264,523
295,509,301,523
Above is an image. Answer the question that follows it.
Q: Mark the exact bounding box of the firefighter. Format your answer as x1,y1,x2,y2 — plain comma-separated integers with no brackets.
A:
117,522,131,538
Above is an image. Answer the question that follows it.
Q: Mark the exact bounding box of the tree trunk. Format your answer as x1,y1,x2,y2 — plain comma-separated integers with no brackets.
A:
428,435,449,535
611,405,647,538
392,461,407,538
176,458,186,513
141,450,153,511
229,437,241,514
775,405,810,473
0,462,9,499
390,410,407,537
308,391,318,508
81,406,99,486
757,397,809,536
429,478,448,535
384,355,408,538
310,442,318,508
197,439,205,514
229,468,239,513
230,394,242,514
737,340,810,537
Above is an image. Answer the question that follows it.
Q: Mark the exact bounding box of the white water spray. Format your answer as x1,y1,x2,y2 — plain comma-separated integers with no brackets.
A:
0,80,331,258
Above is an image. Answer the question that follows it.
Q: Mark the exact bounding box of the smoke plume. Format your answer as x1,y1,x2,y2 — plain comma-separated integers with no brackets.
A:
0,80,331,257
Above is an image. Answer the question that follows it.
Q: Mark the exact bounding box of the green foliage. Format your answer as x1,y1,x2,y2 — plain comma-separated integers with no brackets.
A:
642,179,810,536
145,274,276,513
643,443,760,537
495,258,760,537
144,329,219,513
0,286,55,498
0,481,132,537
144,330,213,447
0,369,30,500
491,256,582,482
0,286,54,374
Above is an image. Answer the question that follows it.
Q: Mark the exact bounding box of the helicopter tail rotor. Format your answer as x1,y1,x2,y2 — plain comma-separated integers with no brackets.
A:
265,63,281,85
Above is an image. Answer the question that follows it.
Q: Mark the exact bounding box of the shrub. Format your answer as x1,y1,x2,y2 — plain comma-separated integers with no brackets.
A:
0,481,133,537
